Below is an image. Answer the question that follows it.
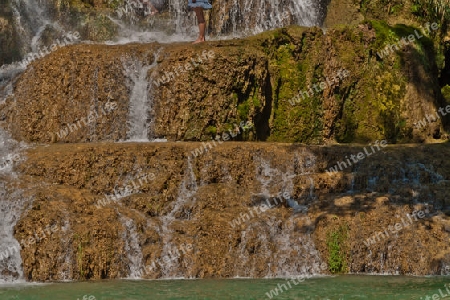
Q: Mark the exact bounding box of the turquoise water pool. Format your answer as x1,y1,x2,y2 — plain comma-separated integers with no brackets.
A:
0,275,448,299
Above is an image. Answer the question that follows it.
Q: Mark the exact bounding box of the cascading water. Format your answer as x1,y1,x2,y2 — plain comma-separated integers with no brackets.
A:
2,0,335,283
158,157,198,278
0,185,31,283
122,50,161,141
57,219,73,280
9,0,64,56
0,0,74,94
1,0,326,77
217,0,320,37
361,161,445,202
1,0,326,114
119,214,145,278
266,214,324,277
0,128,29,283
0,129,25,176
254,150,316,212
231,150,324,278
109,0,323,43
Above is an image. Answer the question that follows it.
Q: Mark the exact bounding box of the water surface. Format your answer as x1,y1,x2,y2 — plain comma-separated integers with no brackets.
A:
0,275,449,299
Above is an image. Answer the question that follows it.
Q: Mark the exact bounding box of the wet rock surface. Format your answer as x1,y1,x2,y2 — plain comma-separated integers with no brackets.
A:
1,26,447,144
7,142,450,280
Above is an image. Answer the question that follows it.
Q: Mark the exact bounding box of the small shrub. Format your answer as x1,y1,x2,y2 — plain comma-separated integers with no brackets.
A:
442,85,450,103
206,126,217,135
412,0,450,25
326,223,348,274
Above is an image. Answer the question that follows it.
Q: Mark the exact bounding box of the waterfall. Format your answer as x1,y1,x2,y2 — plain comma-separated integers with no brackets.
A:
10,0,63,55
233,215,324,278
1,0,326,71
267,214,324,277
254,149,316,212
119,214,145,278
1,0,69,89
231,150,323,278
0,129,24,176
218,0,320,37
122,50,161,141
0,188,31,283
58,219,73,280
158,157,198,278
360,161,444,202
0,129,29,283
107,0,324,43
0,70,16,103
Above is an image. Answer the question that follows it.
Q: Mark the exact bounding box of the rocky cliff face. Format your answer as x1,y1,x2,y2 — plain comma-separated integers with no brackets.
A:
1,26,448,144
324,0,450,106
5,142,450,280
0,0,20,65
1,0,450,284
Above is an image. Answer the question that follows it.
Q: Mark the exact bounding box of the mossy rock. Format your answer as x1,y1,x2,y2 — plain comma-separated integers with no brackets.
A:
443,85,450,103
84,14,118,41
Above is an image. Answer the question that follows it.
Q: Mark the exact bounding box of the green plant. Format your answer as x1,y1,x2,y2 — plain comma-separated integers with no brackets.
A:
390,4,402,14
205,126,217,135
252,89,261,108
326,223,348,274
369,20,399,47
442,85,450,103
107,0,122,9
412,0,450,25
360,0,405,17
237,102,250,120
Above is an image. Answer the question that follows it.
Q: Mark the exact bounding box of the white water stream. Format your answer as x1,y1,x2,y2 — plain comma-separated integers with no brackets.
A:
122,50,161,141
119,214,145,278
158,157,198,278
0,128,29,283
236,151,323,277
